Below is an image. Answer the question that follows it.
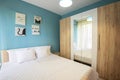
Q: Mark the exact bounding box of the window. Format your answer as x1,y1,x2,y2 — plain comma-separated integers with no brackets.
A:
77,19,92,50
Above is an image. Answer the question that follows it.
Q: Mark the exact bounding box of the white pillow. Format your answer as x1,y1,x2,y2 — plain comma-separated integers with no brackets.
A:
35,46,51,58
7,48,28,63
7,50,17,63
15,49,36,63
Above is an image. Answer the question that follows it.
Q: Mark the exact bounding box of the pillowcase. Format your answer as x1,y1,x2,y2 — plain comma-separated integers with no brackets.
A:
35,46,51,58
6,46,51,63
7,50,16,63
15,49,36,63
7,48,28,63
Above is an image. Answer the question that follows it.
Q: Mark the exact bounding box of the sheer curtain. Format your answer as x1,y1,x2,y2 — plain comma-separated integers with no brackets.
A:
75,19,92,64
77,20,92,50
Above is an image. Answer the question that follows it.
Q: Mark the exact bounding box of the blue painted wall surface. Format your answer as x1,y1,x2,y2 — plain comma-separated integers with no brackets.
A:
62,0,119,18
0,0,61,61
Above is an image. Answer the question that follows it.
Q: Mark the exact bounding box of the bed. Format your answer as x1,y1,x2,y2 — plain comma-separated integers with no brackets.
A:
0,46,98,80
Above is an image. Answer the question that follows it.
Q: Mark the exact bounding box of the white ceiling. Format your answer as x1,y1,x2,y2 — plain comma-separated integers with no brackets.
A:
22,0,101,16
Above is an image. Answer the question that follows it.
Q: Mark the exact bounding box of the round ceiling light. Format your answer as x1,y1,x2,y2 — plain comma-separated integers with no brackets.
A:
59,0,72,7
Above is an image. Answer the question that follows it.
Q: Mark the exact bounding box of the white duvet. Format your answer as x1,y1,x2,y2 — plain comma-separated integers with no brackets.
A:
0,54,98,80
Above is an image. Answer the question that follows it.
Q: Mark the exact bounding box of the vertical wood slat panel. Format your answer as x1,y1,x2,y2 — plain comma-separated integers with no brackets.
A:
60,17,71,59
97,1,120,80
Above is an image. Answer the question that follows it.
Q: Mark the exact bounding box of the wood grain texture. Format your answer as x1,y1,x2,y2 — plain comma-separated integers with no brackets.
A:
97,1,120,80
1,50,9,63
60,17,71,59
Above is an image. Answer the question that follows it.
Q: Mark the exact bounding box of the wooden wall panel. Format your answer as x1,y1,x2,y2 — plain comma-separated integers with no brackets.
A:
97,1,120,80
60,17,71,59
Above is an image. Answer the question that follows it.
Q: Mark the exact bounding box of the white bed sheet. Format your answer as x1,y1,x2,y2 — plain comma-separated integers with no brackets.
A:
0,54,98,80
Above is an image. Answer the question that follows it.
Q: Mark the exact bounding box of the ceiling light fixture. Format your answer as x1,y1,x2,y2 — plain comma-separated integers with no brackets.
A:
59,0,72,7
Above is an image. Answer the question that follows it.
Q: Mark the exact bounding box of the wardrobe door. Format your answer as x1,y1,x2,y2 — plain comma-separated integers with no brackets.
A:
113,2,120,80
97,1,120,80
60,17,71,59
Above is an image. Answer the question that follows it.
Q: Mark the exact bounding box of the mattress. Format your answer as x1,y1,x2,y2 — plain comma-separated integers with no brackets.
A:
0,54,98,80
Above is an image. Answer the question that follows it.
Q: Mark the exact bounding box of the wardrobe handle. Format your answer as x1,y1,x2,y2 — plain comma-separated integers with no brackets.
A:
98,34,100,50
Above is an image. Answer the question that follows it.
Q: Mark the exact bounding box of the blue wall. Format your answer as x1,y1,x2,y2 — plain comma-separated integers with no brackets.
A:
62,0,119,18
0,0,61,60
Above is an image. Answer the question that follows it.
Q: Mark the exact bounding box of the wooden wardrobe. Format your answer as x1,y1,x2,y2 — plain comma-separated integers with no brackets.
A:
97,1,120,80
60,17,71,59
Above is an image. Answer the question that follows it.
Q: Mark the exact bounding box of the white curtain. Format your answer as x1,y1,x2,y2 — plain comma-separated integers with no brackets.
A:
77,20,92,50
75,19,92,64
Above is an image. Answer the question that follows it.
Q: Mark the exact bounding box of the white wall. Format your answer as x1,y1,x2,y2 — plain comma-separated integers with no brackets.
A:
71,8,98,70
